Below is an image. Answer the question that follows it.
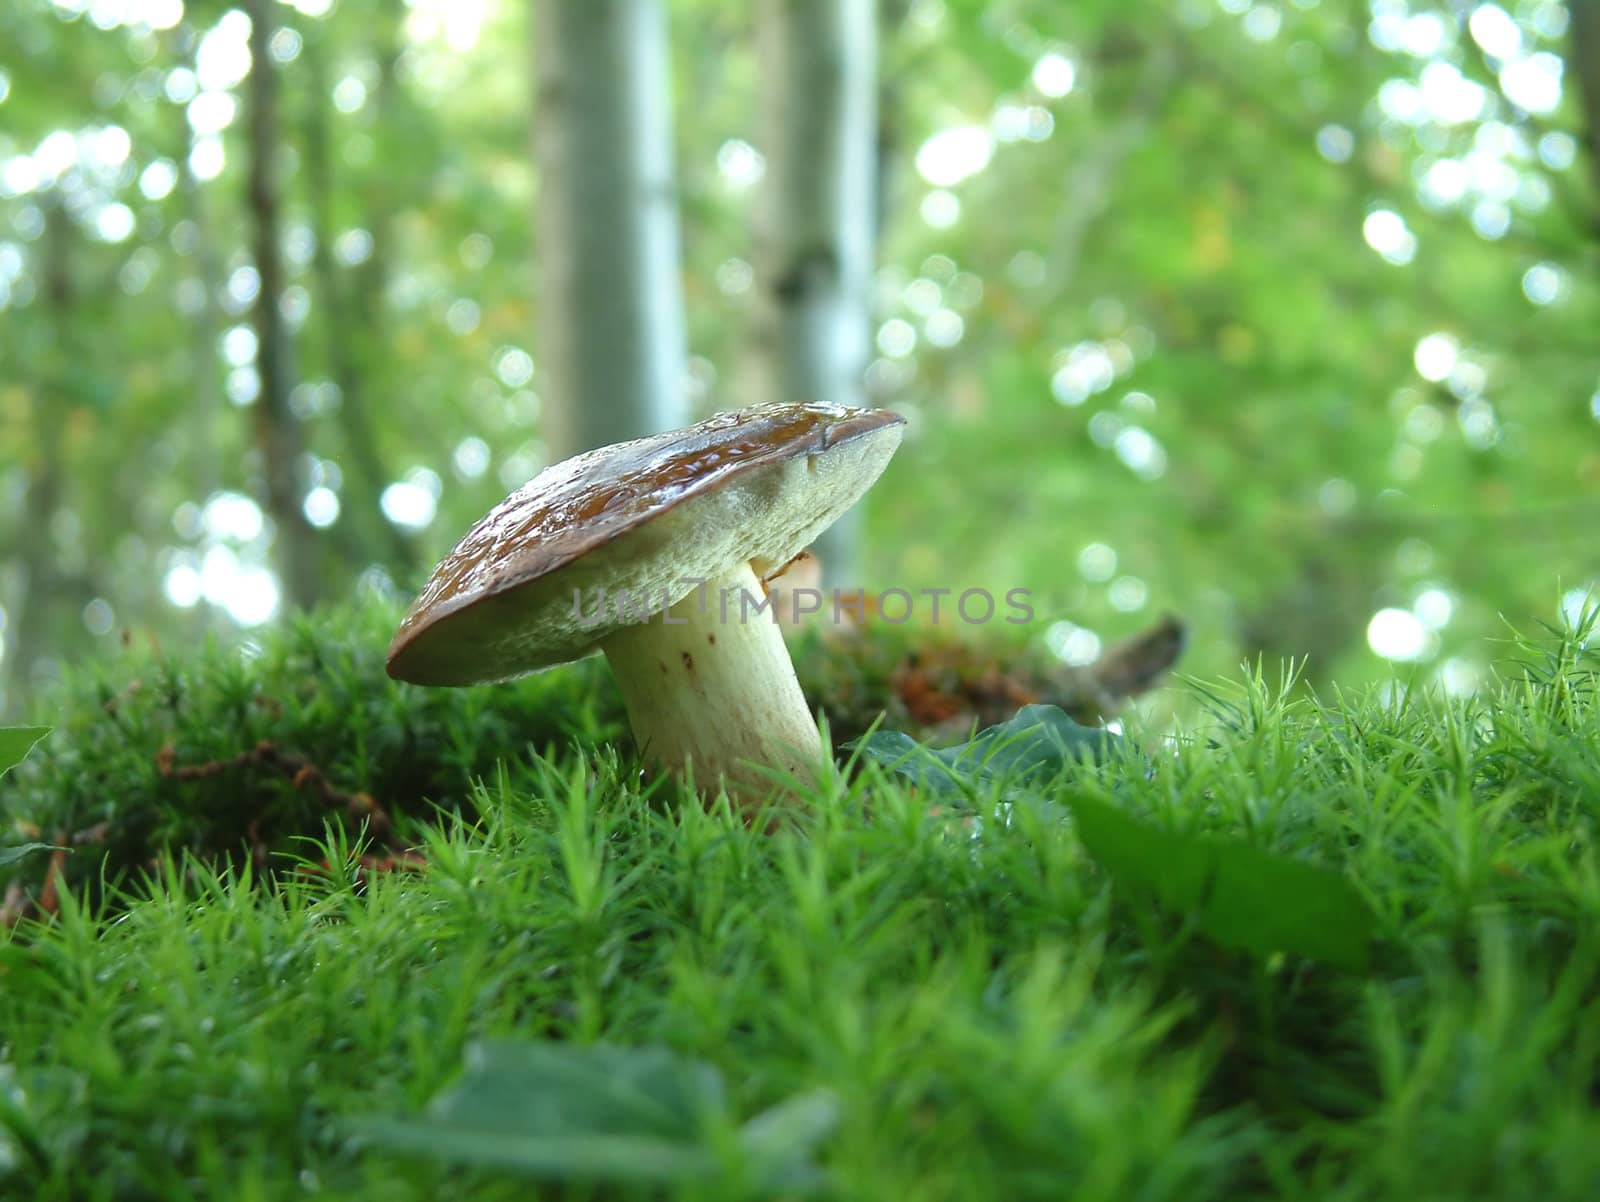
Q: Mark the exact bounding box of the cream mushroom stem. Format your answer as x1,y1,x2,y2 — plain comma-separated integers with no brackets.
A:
599,558,822,809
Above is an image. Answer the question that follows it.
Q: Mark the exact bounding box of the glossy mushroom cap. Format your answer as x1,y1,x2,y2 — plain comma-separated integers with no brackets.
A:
386,402,905,686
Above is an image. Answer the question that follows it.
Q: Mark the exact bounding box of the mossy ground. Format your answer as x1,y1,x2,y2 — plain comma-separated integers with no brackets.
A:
3,605,1599,1199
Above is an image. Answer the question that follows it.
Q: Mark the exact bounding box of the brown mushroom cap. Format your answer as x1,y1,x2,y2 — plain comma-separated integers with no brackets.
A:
386,402,905,686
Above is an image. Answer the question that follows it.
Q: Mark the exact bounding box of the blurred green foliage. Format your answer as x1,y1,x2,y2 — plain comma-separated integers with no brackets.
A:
0,0,1596,718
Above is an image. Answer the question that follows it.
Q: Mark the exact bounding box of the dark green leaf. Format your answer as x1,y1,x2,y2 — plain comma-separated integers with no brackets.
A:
856,707,1372,971
737,1089,842,1192
426,1039,722,1139
850,704,1121,798
350,1039,835,1188
0,843,63,868
0,727,50,780
1068,793,1374,973
351,1122,718,1183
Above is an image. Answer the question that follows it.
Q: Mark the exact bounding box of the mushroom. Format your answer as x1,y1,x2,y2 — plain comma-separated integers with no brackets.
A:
386,402,904,809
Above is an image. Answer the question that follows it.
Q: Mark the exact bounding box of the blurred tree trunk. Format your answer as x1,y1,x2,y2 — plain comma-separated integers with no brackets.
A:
301,30,414,578
1572,1,1600,202
6,203,74,709
755,0,878,585
245,0,319,609
532,0,689,460
875,0,909,241
173,53,223,502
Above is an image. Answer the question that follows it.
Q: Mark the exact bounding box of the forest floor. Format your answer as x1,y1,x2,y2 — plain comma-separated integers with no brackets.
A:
2,605,1599,1199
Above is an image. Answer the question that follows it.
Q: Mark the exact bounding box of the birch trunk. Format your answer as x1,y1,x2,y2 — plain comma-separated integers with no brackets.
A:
245,0,320,610
532,0,689,460
756,0,878,585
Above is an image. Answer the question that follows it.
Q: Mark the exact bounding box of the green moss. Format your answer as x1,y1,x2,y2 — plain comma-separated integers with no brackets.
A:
3,603,1125,907
4,608,1600,1199
3,603,627,906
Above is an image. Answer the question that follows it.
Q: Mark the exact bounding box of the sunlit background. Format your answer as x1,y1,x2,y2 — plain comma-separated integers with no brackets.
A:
1,0,1596,719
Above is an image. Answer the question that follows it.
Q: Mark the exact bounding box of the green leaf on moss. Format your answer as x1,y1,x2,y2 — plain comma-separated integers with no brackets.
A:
350,1039,836,1190
1068,792,1374,973
849,704,1121,798
0,842,62,868
854,706,1373,972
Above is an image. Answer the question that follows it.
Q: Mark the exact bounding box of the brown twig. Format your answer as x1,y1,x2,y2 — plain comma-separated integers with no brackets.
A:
156,739,395,841
36,840,68,918
294,850,427,888
0,832,76,928
1090,614,1188,703
103,678,142,712
2,748,417,931
0,880,33,927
